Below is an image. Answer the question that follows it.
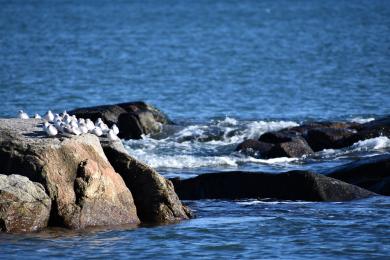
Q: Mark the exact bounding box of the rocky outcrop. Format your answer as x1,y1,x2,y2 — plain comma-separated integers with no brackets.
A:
305,127,356,152
101,140,192,224
0,119,140,230
235,139,274,158
325,154,390,196
0,174,51,232
236,137,313,158
69,101,172,139
236,117,389,158
171,171,375,202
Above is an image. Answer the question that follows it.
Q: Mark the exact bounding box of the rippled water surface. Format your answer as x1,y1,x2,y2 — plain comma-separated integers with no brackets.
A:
1,0,390,259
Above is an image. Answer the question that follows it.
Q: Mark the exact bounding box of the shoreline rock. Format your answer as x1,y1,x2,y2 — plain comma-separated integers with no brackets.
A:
0,116,192,232
69,101,172,140
325,154,390,196
101,140,193,224
171,171,375,202
0,174,51,232
0,119,140,229
236,116,389,159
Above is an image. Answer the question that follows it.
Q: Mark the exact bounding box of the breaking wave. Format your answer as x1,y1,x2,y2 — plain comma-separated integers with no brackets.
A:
124,117,299,171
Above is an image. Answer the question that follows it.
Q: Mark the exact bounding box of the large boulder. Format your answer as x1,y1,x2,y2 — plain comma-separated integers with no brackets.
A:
325,154,390,196
235,139,274,158
69,101,172,139
171,171,375,202
101,140,192,223
305,127,357,152
0,119,140,229
0,174,51,232
236,137,313,158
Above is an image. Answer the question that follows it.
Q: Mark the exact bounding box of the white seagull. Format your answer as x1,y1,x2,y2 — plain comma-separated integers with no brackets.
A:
112,124,119,135
34,113,42,119
85,119,95,131
107,129,119,141
18,110,29,119
45,124,58,137
91,127,103,137
44,110,54,122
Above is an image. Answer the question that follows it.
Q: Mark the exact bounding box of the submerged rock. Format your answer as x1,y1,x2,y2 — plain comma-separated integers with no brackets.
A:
325,154,390,196
69,101,172,139
101,140,193,223
0,174,51,232
0,119,140,230
171,171,375,201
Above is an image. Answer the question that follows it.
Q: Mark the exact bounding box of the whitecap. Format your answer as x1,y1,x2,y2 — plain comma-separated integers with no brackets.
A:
349,117,375,124
350,136,390,151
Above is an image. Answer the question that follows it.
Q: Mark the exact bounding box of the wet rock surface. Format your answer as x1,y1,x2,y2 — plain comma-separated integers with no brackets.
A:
69,101,172,139
101,140,192,224
325,154,390,196
236,117,389,158
171,171,375,202
0,174,51,232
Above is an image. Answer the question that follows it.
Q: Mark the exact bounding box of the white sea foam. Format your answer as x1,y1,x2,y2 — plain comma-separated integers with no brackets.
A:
349,117,375,124
237,200,314,205
317,136,390,158
350,136,390,151
124,118,300,169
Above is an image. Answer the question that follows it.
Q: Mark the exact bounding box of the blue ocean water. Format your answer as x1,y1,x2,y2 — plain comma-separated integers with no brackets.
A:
1,0,390,258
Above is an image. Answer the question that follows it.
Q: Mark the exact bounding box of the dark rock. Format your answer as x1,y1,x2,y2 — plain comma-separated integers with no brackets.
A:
101,140,193,224
235,139,274,158
0,174,51,232
290,121,359,135
259,130,300,143
0,119,140,230
171,171,375,202
236,137,312,159
305,127,357,152
345,116,390,144
253,120,371,156
117,101,173,125
268,137,314,158
69,101,172,139
325,154,390,196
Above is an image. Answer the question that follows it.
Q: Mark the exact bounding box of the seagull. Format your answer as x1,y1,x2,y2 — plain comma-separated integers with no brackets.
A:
107,129,119,141
78,123,89,134
98,122,110,133
43,121,50,130
34,113,42,119
18,110,29,119
44,110,54,122
45,124,58,137
95,118,103,126
61,110,68,117
63,114,72,124
54,120,63,132
71,126,81,136
53,113,62,122
78,118,85,125
70,120,78,129
61,124,75,137
112,124,119,135
85,119,95,131
91,127,103,137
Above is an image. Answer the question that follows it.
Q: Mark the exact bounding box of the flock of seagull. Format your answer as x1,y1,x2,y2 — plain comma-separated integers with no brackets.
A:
17,110,119,140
